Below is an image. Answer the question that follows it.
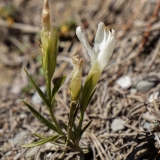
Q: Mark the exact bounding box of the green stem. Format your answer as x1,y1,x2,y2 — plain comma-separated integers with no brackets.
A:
78,112,84,136
46,77,52,101
46,76,63,135
67,102,75,143
49,107,63,135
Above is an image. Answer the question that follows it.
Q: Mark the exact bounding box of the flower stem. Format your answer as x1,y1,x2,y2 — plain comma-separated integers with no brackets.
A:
78,112,84,135
46,75,52,101
49,107,63,135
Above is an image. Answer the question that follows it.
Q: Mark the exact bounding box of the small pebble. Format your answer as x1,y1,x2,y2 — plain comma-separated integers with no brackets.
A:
143,122,151,131
19,113,27,119
111,118,125,132
130,88,137,94
136,80,156,92
116,76,132,89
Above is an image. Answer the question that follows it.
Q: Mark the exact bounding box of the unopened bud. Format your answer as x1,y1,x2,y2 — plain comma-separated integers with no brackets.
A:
41,0,51,31
41,0,58,80
70,55,83,101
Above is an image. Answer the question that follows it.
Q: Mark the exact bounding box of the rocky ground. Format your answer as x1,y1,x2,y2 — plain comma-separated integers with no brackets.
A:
0,0,160,159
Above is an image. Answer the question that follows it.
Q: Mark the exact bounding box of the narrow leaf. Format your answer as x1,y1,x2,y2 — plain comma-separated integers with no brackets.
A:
24,68,49,107
22,135,60,148
80,120,92,137
33,133,46,139
68,101,77,129
80,76,93,113
52,76,66,98
22,101,58,132
86,88,96,110
73,104,79,120
73,123,78,138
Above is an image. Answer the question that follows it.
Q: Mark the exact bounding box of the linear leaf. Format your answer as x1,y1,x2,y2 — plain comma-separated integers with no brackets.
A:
24,68,49,107
52,76,66,98
80,76,93,113
86,88,96,110
73,104,79,121
80,120,92,137
22,101,58,132
68,101,77,127
73,123,78,138
33,133,46,139
22,135,60,148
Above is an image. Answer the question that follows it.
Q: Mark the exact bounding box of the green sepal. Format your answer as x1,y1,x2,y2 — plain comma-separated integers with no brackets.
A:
22,135,61,148
22,101,58,133
23,68,49,108
80,76,93,113
80,120,92,137
85,88,96,110
67,101,77,143
68,101,77,130
52,76,66,99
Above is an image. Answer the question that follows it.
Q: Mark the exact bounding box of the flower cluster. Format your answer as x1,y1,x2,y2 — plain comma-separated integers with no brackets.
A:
70,22,115,110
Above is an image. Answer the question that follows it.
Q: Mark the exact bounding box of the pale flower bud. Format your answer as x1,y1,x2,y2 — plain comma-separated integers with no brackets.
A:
70,55,83,101
41,0,58,80
41,0,51,31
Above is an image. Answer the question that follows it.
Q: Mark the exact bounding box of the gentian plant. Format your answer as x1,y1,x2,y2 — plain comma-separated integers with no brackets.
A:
22,0,115,157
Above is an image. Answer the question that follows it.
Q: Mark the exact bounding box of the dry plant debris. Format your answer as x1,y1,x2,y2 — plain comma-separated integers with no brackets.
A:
0,0,160,159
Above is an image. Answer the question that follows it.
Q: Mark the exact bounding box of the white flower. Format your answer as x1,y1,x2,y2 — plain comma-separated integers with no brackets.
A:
76,22,115,72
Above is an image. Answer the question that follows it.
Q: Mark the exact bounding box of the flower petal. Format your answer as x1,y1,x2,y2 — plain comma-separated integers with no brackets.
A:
97,29,115,71
76,27,93,60
94,22,108,53
94,22,104,45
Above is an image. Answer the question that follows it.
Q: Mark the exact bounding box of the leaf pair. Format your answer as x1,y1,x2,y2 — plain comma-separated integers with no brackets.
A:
22,101,58,133
24,68,49,108
23,68,66,134
22,134,63,148
24,67,66,107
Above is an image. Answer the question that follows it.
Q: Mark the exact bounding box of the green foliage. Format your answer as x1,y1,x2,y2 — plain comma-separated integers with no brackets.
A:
22,101,58,133
52,76,66,99
24,68,49,108
80,120,92,137
80,76,94,113
22,135,62,148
